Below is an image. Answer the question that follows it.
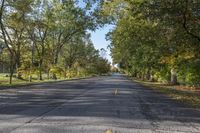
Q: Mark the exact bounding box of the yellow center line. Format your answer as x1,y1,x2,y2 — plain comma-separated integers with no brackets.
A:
114,89,118,95
106,129,112,133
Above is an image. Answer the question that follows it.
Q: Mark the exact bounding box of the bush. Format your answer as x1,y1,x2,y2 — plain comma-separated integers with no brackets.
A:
154,67,171,83
49,66,64,79
178,60,200,86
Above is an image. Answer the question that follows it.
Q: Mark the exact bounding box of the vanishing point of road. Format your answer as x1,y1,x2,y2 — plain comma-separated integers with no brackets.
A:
0,74,200,133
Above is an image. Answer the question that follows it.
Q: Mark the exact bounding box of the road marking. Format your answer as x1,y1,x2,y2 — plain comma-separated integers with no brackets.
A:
106,129,112,133
114,89,118,95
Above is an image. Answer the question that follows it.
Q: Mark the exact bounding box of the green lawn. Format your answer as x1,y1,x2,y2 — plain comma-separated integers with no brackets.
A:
0,74,25,85
0,73,91,87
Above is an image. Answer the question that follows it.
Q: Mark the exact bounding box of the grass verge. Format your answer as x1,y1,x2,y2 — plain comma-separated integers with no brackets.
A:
0,75,96,88
132,78,200,108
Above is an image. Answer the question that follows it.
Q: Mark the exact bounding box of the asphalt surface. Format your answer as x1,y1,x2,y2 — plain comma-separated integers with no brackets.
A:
0,74,200,133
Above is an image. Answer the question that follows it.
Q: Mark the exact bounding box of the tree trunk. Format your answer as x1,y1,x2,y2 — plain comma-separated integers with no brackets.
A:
64,67,67,79
16,61,22,79
9,57,14,84
149,70,155,82
137,72,141,79
52,73,57,80
146,69,151,80
52,51,59,80
16,43,23,79
29,42,35,82
39,70,42,80
2,63,4,73
39,69,42,80
132,70,137,77
9,70,13,84
170,68,178,85
142,72,145,81
150,73,155,82
47,69,50,80
38,59,43,80
54,49,59,65
29,75,32,82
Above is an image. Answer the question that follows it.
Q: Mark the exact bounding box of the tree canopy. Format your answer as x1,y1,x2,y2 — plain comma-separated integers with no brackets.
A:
1,0,200,86
0,0,110,84
103,0,200,86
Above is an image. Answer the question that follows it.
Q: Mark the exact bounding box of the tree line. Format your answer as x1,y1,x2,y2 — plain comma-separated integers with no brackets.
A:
0,0,110,84
103,0,200,86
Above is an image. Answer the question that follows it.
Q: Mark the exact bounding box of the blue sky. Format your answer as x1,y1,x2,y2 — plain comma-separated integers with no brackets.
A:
89,25,113,63
77,1,113,63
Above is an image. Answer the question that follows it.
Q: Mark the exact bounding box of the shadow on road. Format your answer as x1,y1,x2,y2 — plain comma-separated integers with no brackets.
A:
0,74,200,124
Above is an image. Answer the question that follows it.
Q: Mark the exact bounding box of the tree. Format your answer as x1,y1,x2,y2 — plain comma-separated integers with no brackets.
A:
0,0,33,83
0,0,111,84
104,0,200,86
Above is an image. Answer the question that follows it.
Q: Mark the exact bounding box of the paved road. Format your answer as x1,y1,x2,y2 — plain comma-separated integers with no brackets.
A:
0,74,200,133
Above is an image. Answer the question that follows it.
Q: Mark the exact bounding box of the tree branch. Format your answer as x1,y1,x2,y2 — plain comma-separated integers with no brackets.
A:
182,0,200,42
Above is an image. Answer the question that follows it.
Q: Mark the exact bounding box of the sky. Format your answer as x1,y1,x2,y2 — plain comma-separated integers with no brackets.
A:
77,1,114,63
89,25,113,63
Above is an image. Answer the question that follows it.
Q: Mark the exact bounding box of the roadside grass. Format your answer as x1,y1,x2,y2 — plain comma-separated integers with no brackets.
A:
0,74,25,86
132,78,200,108
0,73,95,87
